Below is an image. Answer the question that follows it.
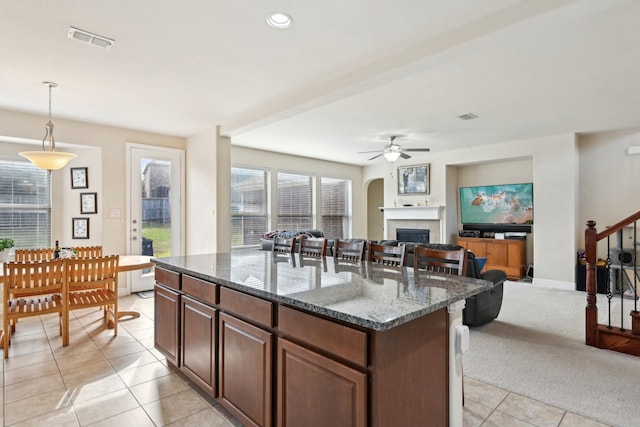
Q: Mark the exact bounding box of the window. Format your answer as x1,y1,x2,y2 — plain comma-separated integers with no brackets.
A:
321,177,352,239
277,172,313,230
231,167,269,247
0,160,51,249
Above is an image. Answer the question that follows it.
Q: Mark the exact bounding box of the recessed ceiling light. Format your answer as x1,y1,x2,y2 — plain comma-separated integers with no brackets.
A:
267,12,293,29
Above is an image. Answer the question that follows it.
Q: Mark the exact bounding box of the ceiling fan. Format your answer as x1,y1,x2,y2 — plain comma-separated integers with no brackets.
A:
359,135,430,162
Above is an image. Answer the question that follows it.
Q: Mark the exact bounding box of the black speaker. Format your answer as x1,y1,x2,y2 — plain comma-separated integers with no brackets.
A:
609,248,636,267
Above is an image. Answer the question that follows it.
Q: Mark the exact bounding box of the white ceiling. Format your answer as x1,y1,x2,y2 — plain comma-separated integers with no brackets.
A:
1,0,639,165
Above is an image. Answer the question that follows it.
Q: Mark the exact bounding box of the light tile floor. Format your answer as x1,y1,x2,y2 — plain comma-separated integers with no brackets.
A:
1,295,611,427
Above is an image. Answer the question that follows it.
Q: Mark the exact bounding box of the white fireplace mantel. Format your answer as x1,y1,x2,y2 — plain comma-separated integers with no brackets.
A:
381,206,443,220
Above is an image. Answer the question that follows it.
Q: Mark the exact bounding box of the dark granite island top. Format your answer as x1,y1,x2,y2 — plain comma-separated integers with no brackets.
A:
152,250,492,331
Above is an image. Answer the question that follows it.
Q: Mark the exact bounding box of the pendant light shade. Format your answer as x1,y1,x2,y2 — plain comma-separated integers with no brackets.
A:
382,144,402,162
19,82,77,171
383,151,401,162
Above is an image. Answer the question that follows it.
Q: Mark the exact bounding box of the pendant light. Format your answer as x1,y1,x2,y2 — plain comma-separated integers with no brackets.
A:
19,81,77,170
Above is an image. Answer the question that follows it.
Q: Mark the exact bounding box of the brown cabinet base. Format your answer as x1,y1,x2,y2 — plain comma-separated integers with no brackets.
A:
277,338,366,427
219,312,272,427
181,295,217,396
154,284,180,366
457,236,526,279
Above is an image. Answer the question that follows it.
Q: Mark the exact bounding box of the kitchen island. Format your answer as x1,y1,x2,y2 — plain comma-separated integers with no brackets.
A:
152,250,492,427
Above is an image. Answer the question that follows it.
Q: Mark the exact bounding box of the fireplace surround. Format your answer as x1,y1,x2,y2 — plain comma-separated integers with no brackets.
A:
383,206,443,243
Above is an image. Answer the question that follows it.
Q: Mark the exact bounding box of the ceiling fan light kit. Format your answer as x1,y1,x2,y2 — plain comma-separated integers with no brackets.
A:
383,150,401,162
360,135,430,162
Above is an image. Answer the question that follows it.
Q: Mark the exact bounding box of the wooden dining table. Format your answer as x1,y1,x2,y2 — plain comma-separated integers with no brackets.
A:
0,254,155,342
111,254,155,326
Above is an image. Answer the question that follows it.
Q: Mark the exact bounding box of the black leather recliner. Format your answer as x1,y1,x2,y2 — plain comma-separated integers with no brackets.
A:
463,250,507,326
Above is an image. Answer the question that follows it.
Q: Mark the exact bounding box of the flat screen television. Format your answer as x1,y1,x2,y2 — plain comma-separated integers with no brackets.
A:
459,183,533,226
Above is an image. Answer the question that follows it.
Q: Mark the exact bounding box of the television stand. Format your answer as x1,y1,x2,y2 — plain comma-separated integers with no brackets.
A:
457,236,526,279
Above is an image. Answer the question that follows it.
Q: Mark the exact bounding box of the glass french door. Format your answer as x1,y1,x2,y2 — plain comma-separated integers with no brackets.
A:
127,143,185,292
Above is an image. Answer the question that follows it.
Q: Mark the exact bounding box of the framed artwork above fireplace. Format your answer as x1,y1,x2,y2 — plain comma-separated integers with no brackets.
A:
398,164,429,195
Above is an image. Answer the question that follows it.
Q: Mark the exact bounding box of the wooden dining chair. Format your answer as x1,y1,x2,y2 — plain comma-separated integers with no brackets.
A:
272,237,295,254
72,245,103,258
14,248,54,262
299,237,328,270
368,242,407,267
333,240,365,261
3,259,69,357
413,246,467,276
67,255,120,335
299,237,327,258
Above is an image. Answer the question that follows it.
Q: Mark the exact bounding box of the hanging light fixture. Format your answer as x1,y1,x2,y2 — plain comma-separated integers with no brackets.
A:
19,81,77,170
382,146,402,162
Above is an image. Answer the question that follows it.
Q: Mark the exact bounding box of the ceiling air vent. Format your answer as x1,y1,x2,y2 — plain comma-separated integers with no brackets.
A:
458,113,478,120
67,26,115,49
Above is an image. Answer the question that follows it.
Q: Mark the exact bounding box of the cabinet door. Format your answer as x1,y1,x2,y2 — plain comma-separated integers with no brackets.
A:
487,242,508,266
219,312,272,427
181,295,217,396
507,240,524,267
154,284,180,366
466,240,487,257
277,338,366,427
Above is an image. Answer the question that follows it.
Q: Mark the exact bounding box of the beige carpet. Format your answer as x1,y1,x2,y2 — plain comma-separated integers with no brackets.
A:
463,281,640,427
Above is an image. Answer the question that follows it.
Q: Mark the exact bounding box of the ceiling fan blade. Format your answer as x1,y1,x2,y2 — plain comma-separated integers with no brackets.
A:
400,152,411,159
404,148,431,152
358,150,384,154
368,153,384,160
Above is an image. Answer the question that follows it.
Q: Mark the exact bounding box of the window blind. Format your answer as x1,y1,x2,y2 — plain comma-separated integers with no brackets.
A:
231,167,269,247
277,172,313,230
0,160,51,249
321,177,352,239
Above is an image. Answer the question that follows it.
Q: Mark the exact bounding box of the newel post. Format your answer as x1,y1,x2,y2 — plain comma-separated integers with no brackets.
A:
585,220,598,346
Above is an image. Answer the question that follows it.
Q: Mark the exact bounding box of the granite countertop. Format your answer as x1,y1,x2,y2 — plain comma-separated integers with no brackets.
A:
152,250,493,331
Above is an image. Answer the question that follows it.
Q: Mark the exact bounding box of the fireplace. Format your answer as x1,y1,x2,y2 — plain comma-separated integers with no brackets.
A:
383,206,443,243
396,228,430,244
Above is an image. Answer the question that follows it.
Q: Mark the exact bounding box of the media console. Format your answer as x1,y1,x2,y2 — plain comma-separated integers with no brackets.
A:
457,236,526,279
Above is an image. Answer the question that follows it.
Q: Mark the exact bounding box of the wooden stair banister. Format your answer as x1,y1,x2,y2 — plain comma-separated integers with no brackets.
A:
585,220,598,347
585,211,640,357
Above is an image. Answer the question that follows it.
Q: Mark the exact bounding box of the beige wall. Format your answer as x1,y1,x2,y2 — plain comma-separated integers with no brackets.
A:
0,108,185,287
578,129,640,258
367,179,384,240
185,128,231,254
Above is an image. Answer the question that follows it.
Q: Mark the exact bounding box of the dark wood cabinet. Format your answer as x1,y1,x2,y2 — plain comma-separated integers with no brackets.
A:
277,337,366,427
154,284,180,366
181,295,217,396
219,312,273,427
457,236,526,279
155,262,454,427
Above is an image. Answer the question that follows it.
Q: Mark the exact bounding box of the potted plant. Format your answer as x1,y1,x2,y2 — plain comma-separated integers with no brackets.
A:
0,238,14,263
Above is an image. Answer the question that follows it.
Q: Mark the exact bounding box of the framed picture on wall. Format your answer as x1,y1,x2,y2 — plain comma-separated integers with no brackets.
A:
70,167,88,189
72,217,90,239
397,164,430,195
80,192,97,214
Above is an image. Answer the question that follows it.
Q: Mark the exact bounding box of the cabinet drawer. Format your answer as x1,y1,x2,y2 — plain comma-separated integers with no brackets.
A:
219,287,273,328
155,267,181,291
182,275,218,305
278,305,367,368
